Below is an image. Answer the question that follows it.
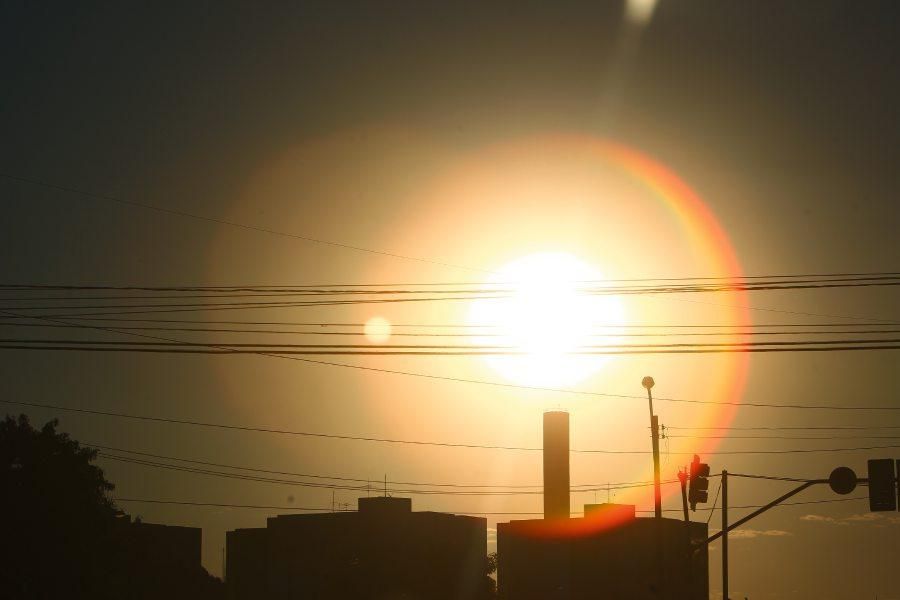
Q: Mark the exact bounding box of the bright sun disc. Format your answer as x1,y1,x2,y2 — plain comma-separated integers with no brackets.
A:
467,252,625,387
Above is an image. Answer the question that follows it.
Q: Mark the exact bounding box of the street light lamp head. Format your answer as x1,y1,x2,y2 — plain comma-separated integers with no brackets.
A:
642,376,655,390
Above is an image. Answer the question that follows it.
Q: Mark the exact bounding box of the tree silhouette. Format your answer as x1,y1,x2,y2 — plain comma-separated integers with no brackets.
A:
481,551,499,598
486,551,498,576
2,414,121,598
1,414,222,600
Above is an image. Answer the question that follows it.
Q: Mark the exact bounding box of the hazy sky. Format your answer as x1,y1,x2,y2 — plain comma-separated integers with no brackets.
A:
2,2,898,598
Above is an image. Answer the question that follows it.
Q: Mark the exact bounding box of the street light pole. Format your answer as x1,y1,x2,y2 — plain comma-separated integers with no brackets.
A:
643,376,662,519
642,376,664,599
722,470,728,600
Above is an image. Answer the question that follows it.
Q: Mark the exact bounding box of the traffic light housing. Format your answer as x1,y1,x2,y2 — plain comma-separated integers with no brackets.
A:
688,454,710,511
867,459,898,512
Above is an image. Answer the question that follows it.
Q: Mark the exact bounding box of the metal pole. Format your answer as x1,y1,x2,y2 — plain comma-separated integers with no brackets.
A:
641,377,662,519
651,415,662,519
642,377,663,598
679,467,692,598
648,392,662,519
722,470,728,600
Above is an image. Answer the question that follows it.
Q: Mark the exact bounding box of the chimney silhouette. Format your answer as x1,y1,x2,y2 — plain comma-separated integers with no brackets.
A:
543,411,570,519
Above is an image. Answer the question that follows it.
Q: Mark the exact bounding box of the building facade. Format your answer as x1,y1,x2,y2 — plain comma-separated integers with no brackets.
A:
227,496,488,600
497,505,708,600
126,521,203,569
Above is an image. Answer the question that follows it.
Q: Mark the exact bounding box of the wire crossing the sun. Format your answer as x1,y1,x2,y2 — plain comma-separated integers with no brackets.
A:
0,274,897,319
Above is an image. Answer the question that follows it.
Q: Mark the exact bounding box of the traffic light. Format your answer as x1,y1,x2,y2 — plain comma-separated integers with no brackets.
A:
867,459,898,512
688,454,710,511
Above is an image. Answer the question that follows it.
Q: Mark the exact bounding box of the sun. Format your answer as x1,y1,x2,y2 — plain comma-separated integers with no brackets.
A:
467,252,626,387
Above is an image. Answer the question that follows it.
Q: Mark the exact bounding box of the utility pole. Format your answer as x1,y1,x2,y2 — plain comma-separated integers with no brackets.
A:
642,376,662,518
642,377,663,599
722,470,729,600
678,465,693,598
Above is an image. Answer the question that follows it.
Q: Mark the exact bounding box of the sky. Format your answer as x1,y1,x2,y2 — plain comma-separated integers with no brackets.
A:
1,2,899,598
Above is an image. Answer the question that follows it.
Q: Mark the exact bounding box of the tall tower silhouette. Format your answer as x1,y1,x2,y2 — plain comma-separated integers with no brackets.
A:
543,411,570,520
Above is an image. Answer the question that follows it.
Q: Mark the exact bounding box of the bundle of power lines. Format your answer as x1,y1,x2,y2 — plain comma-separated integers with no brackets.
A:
0,273,897,356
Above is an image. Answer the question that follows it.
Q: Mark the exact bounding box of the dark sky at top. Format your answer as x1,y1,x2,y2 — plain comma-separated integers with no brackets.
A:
1,2,898,599
3,2,898,245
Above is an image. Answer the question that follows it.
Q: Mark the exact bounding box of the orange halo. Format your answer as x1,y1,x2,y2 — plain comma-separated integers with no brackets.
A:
584,138,751,456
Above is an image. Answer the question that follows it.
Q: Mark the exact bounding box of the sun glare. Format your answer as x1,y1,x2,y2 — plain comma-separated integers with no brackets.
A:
467,252,625,387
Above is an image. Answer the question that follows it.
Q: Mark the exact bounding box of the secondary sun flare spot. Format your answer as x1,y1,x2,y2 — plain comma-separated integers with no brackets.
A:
364,316,393,344
467,252,626,387
625,0,659,26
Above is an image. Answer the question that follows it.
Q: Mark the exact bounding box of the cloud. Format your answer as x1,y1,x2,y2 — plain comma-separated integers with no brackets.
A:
800,514,847,525
728,528,793,540
844,513,882,522
800,514,837,523
800,513,900,526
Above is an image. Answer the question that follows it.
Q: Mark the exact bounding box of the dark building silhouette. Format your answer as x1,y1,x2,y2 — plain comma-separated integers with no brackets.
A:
497,506,708,600
226,496,487,600
497,411,709,599
111,516,220,600
122,519,203,570
543,411,570,520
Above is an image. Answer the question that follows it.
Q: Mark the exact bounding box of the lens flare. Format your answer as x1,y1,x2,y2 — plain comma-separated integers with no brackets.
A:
625,0,658,26
364,316,392,344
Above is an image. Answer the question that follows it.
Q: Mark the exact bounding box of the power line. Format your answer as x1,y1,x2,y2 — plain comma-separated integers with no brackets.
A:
97,453,547,496
0,278,896,318
3,315,895,329
101,451,878,501
83,441,657,491
1,277,896,300
6,399,900,453
0,398,545,451
3,272,899,291
668,425,900,431
6,168,896,327
0,295,511,318
5,337,899,349
706,483,722,524
3,321,900,338
2,310,897,411
4,342,899,355
725,473,813,483
111,494,868,515
669,434,900,441
635,290,899,325
94,450,671,495
0,173,487,274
